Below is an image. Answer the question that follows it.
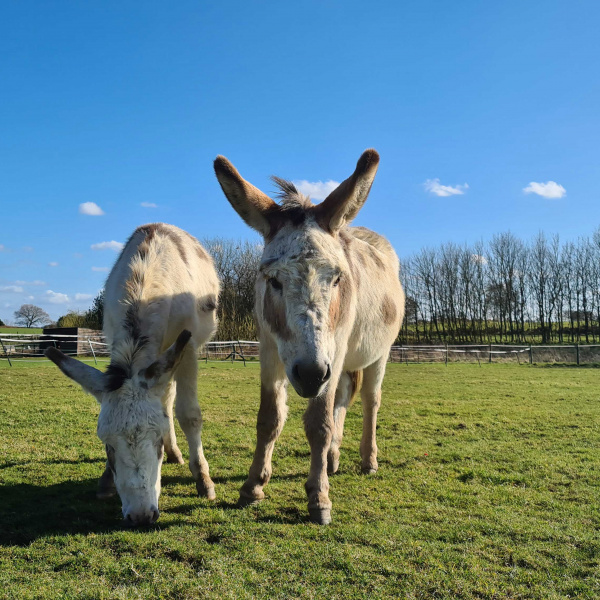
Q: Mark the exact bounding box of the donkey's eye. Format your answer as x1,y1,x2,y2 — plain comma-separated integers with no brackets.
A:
333,274,342,287
268,277,283,291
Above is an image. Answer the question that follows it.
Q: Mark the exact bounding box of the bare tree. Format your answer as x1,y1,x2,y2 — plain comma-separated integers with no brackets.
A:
13,304,52,328
203,238,262,340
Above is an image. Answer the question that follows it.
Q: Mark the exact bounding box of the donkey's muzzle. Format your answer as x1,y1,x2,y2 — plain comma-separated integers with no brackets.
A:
291,360,331,398
123,507,160,527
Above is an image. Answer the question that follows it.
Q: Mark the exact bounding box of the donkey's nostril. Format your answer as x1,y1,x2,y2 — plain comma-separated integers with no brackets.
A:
292,360,330,397
151,509,160,524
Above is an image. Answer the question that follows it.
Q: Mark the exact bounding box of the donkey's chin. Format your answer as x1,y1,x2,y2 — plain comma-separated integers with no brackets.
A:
289,377,328,399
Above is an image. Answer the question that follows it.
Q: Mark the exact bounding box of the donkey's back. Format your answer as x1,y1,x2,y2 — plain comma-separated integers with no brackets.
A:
344,225,404,371
104,223,219,353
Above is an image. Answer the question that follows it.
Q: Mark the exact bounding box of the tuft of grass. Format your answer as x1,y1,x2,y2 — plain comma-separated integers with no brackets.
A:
1,361,599,598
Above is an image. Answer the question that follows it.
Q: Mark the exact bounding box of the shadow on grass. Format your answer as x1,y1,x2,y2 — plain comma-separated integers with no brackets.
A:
0,478,122,546
0,478,188,547
0,457,105,470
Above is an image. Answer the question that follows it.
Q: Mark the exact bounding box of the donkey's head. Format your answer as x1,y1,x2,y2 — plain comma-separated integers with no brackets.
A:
215,150,379,398
45,330,192,526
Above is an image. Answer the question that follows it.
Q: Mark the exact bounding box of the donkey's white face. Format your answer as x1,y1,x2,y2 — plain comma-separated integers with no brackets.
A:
96,380,169,525
45,330,191,526
259,223,353,397
215,150,380,398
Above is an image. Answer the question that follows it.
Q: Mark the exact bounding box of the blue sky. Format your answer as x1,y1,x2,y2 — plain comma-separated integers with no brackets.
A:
1,1,599,321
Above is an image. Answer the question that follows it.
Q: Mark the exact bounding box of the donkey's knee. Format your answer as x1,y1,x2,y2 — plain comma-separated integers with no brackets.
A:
176,404,203,432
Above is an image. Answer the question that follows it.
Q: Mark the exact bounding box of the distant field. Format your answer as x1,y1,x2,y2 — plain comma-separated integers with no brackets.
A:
0,362,599,599
0,327,43,335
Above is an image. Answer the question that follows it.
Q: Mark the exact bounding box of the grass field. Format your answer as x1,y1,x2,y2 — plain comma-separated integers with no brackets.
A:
1,361,599,599
0,327,44,335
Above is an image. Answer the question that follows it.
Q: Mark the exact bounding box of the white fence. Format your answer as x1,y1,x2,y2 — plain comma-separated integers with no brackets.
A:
2,333,600,366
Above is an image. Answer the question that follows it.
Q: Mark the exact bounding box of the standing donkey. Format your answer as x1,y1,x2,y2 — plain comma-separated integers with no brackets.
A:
45,223,219,526
214,150,404,524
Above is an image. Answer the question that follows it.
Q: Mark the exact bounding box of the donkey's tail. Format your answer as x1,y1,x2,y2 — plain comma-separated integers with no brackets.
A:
348,370,363,406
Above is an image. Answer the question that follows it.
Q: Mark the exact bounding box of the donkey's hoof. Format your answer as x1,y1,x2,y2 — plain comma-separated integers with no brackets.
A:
196,480,216,500
308,507,332,525
237,494,263,508
361,467,378,475
327,456,340,475
96,487,117,500
166,453,185,465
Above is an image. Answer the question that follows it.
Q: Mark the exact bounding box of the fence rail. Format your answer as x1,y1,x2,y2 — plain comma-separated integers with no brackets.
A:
2,333,600,366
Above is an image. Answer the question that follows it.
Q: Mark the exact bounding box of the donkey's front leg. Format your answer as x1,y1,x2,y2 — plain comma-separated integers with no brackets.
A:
304,387,336,525
97,459,116,499
239,340,288,506
162,379,184,464
175,346,216,500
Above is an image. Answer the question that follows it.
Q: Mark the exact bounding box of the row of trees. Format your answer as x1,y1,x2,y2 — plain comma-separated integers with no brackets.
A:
11,230,600,346
401,229,600,344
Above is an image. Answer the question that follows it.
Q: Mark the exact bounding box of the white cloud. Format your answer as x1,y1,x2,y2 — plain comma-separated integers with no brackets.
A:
14,280,45,286
92,266,110,272
0,285,24,293
45,290,70,304
523,181,566,199
140,202,158,208
471,254,488,265
26,295,34,300
91,241,124,251
48,262,59,267
292,180,340,201
424,179,469,197
75,293,93,301
79,202,105,216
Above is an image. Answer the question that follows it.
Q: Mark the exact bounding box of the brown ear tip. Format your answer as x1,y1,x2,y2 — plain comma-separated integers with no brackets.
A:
361,148,380,165
214,155,234,175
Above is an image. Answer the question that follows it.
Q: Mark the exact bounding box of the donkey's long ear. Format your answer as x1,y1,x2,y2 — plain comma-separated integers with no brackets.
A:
315,149,380,233
138,329,192,388
45,347,106,396
214,156,279,238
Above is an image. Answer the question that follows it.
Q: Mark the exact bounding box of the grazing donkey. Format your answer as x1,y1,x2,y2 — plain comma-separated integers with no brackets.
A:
45,223,219,526
214,149,404,524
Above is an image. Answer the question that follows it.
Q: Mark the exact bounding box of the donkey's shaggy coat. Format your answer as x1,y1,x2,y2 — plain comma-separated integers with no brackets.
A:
215,150,404,524
45,223,219,525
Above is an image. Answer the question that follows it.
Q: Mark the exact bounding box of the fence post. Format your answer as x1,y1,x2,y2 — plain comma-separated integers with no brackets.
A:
489,344,492,363
0,338,12,367
576,343,580,366
529,346,533,365
88,340,98,365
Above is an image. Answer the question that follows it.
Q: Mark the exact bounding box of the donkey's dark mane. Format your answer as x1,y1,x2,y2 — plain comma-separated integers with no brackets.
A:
271,176,314,210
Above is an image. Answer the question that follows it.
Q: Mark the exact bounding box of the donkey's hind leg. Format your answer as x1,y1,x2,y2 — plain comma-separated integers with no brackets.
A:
327,371,362,474
162,379,184,464
360,356,387,475
175,344,216,500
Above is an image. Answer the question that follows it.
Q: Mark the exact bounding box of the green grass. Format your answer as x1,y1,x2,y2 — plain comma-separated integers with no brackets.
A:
0,327,43,335
1,361,599,599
